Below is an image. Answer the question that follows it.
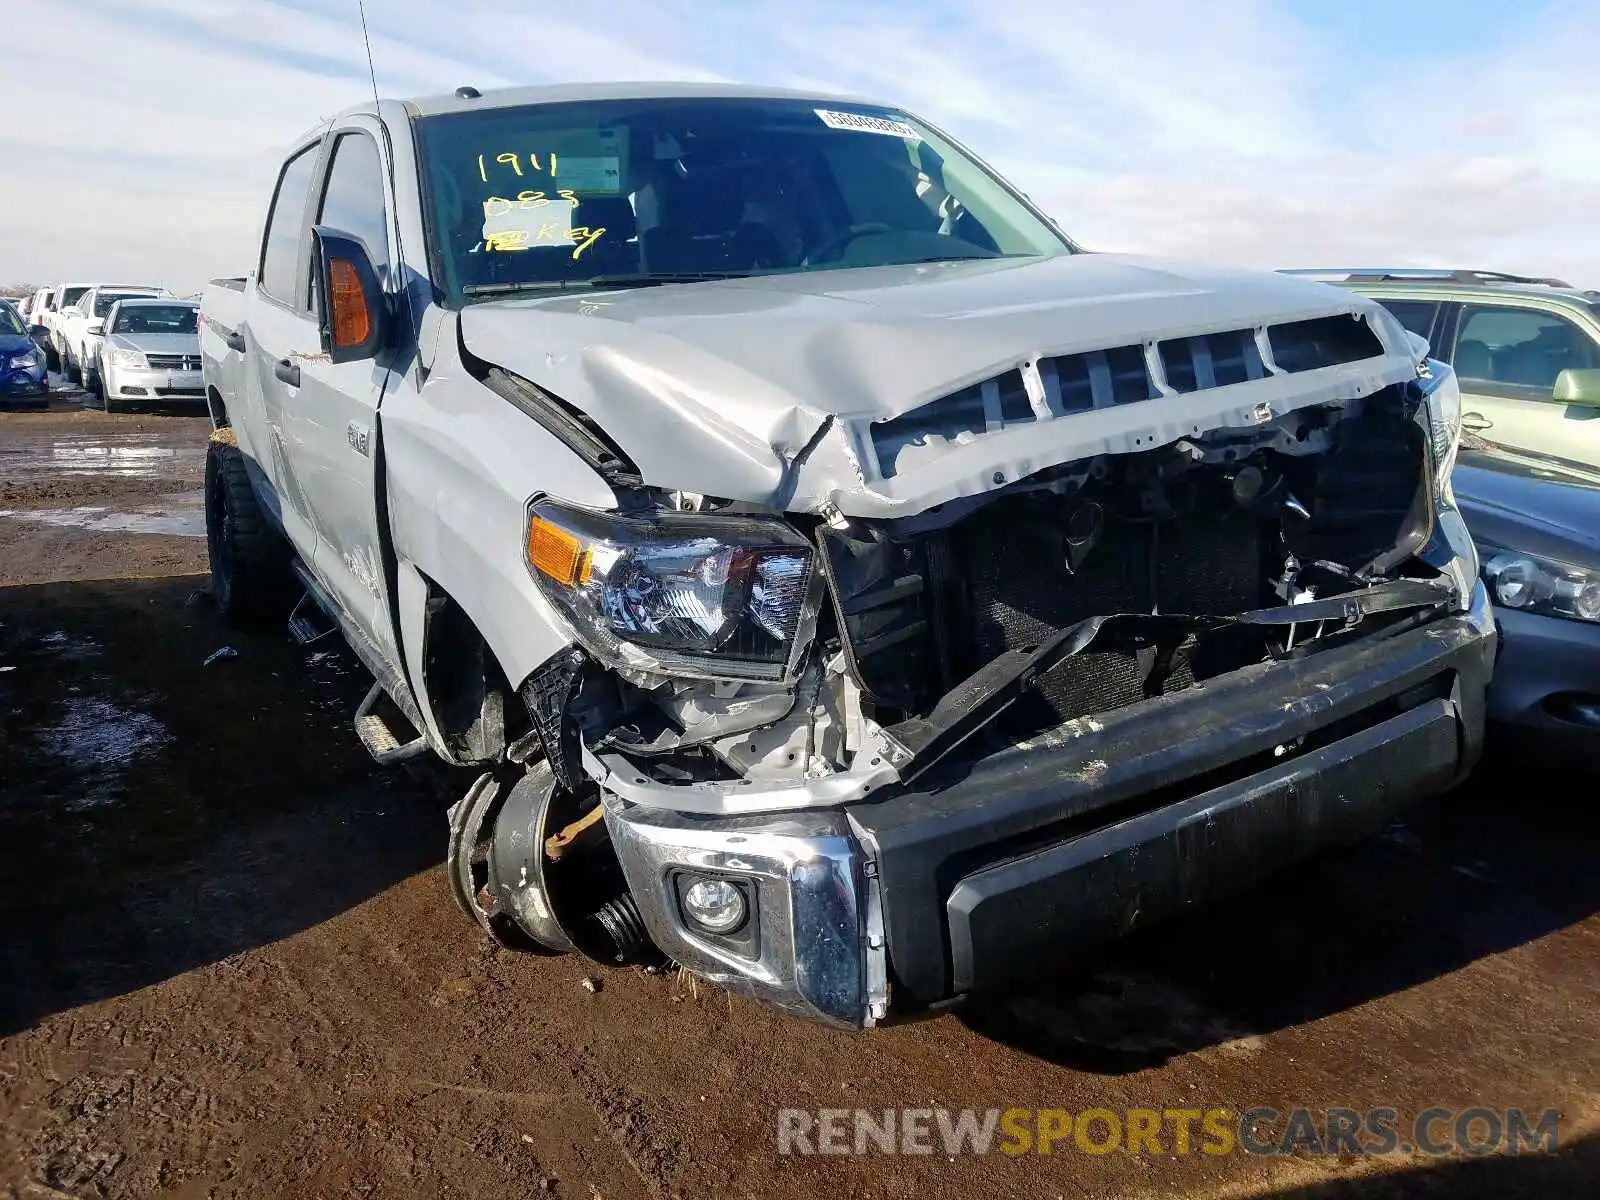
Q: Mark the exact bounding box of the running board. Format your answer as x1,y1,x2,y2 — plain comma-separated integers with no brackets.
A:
287,591,336,646
354,681,430,765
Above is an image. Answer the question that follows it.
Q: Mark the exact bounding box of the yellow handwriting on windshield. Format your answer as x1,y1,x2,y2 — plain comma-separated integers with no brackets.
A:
477,151,560,183
480,191,580,215
482,226,607,260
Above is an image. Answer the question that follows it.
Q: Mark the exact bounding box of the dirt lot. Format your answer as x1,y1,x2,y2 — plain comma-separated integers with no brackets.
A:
2,385,1598,1199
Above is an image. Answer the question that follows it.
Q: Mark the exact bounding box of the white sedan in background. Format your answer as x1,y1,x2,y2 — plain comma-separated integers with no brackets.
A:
97,298,203,412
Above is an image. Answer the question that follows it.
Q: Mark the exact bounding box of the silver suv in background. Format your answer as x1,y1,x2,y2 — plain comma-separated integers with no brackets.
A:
1283,269,1600,472
98,298,203,412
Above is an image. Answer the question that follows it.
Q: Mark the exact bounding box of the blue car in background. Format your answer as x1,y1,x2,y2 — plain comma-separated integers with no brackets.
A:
1455,442,1600,770
0,300,50,407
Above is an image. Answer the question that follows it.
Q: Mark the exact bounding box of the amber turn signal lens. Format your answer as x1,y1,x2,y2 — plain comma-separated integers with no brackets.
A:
527,516,592,586
329,258,371,349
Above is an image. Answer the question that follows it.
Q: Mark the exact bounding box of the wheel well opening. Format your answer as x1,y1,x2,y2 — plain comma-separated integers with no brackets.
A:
207,385,230,429
421,581,527,763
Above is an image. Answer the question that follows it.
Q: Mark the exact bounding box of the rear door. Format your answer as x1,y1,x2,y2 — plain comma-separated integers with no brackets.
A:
280,119,403,666
1449,301,1600,467
244,139,326,560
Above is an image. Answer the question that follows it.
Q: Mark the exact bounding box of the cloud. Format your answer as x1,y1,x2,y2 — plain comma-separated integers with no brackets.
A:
1,0,1596,293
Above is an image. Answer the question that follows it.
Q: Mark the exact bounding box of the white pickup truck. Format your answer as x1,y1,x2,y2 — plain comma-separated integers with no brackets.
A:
200,82,1494,1027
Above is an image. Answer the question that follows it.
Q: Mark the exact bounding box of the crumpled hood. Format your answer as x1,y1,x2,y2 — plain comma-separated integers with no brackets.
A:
459,252,1417,517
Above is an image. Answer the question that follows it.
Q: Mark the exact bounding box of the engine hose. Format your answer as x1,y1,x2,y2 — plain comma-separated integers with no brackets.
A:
589,892,651,964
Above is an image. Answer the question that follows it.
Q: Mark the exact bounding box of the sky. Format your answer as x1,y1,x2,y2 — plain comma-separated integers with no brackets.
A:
3,0,1598,295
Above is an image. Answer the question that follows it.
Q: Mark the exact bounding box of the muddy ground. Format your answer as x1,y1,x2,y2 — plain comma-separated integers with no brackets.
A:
2,383,1598,1199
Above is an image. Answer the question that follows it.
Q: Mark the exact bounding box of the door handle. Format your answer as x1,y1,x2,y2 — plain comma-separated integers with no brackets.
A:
274,358,301,387
225,330,246,353
1461,412,1493,432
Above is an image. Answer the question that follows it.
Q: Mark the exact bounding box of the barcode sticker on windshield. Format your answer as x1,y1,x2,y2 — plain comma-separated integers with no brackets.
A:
815,109,920,139
555,156,622,193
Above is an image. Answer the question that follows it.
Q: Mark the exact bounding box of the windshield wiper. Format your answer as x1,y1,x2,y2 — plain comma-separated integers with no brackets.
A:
898,252,1037,265
585,271,752,287
463,271,750,298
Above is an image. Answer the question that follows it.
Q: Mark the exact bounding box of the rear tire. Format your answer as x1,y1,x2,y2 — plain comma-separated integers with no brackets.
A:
205,438,294,627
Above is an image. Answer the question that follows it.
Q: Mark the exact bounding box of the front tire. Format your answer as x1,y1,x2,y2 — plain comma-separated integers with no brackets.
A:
205,437,294,627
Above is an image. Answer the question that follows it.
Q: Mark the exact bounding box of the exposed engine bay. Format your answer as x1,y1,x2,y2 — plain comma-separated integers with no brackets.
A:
450,373,1464,968
573,378,1444,792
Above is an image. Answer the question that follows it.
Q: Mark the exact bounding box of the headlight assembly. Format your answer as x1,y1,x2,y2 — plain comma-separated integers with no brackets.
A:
1418,357,1461,501
525,499,817,680
110,348,147,369
1481,544,1600,624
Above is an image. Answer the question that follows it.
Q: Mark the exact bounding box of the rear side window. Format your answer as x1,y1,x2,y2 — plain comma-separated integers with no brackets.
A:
315,132,391,281
1374,298,1440,341
260,144,321,304
93,292,148,317
1454,305,1599,393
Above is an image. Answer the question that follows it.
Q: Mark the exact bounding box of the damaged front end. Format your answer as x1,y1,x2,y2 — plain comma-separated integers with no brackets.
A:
462,321,1491,1027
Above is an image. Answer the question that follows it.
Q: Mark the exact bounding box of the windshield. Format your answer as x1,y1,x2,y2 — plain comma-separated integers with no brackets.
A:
112,304,198,334
0,305,24,336
415,97,1073,305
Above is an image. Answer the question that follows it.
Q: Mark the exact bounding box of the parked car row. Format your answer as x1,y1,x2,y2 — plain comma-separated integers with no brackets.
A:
9,281,203,412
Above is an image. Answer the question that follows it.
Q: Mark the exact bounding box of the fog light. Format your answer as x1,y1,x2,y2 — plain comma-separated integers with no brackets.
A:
681,878,747,934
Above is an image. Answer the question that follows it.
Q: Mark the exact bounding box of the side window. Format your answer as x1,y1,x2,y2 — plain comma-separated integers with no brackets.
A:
316,132,391,280
260,144,321,304
1374,299,1440,342
1454,305,1599,395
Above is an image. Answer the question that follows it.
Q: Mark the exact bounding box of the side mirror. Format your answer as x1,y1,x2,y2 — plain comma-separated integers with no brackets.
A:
88,319,105,334
1553,367,1600,409
311,225,385,364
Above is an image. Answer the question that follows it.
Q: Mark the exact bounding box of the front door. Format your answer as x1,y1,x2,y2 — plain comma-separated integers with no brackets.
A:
1451,302,1600,468
281,120,402,668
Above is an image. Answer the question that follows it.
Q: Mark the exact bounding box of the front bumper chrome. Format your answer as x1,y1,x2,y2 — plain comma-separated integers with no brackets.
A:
601,796,881,1028
106,366,205,398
